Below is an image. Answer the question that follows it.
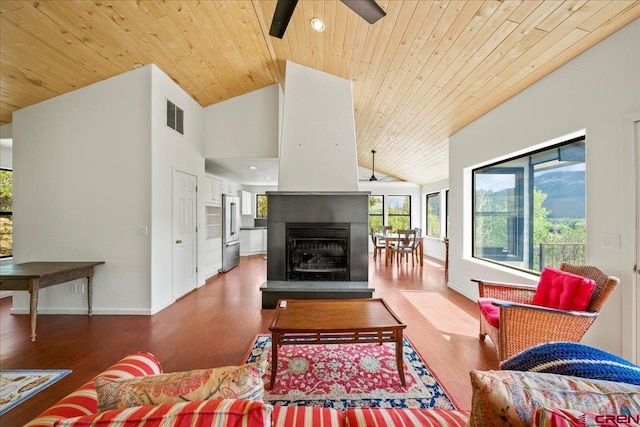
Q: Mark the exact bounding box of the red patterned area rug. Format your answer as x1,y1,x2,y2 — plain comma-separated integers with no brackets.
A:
244,334,457,410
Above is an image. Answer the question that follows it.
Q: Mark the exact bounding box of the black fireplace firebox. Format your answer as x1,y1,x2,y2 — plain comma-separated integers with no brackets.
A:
287,223,349,281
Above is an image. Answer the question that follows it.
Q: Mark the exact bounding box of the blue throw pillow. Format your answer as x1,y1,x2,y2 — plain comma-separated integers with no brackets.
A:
500,342,640,386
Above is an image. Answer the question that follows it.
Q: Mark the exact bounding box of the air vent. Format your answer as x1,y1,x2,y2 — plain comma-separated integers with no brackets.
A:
166,99,184,135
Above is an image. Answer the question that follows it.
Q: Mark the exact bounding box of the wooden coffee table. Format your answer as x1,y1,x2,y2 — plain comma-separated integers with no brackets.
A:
268,298,407,388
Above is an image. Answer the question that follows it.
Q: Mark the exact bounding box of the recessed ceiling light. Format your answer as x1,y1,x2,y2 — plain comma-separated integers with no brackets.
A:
249,166,257,170
310,18,325,32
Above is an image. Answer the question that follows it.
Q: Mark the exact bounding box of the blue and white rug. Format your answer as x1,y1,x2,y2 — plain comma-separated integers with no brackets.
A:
0,369,71,415
245,334,457,410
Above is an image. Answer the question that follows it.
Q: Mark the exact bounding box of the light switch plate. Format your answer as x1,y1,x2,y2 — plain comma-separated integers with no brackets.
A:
601,233,620,249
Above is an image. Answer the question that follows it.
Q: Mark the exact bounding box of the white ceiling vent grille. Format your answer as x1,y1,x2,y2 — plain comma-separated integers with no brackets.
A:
166,99,184,135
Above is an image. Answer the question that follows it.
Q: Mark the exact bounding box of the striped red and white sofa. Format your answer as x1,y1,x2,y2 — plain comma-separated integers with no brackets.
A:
25,351,471,427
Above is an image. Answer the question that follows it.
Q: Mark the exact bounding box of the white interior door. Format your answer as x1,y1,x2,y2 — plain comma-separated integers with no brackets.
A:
173,170,197,300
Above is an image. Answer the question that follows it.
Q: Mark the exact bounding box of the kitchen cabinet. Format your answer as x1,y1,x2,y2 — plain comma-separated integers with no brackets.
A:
241,191,252,215
240,228,267,256
204,176,222,206
202,237,222,279
221,180,239,196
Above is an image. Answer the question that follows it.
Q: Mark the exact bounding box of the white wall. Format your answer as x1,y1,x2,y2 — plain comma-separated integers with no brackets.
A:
150,66,205,313
203,83,279,159
10,64,207,315
279,61,359,191
448,19,639,357
12,66,153,314
0,123,12,139
421,179,449,261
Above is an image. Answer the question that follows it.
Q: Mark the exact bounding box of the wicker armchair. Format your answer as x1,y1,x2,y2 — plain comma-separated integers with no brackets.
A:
473,263,619,363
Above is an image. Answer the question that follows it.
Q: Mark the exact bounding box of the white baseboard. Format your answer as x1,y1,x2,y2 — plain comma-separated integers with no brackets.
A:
447,281,476,302
10,307,152,315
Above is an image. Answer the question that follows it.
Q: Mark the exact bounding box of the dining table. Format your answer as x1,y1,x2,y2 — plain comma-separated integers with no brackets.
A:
374,233,424,266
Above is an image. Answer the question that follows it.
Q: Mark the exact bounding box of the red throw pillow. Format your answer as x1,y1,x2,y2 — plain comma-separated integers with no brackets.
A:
532,267,596,311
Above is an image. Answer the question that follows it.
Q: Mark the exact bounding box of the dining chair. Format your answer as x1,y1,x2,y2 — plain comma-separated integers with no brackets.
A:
412,227,422,259
370,227,386,260
390,229,418,265
376,225,392,234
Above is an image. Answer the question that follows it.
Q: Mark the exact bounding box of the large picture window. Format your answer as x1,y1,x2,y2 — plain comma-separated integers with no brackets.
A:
388,195,411,231
368,195,384,231
472,135,586,273
0,169,12,258
426,192,441,237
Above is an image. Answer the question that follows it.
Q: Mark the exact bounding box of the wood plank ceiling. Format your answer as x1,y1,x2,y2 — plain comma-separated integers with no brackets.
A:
1,1,639,185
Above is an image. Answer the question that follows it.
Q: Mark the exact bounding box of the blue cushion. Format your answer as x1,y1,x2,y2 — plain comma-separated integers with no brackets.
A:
500,342,640,386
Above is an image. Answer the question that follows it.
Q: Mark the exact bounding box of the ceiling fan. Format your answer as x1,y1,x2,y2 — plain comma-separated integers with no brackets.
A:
269,0,386,39
360,149,396,182
369,149,378,181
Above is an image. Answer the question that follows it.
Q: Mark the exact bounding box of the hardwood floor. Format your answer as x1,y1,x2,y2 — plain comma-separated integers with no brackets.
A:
0,254,497,425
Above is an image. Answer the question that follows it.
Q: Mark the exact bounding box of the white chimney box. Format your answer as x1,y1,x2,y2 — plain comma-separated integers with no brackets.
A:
278,61,359,191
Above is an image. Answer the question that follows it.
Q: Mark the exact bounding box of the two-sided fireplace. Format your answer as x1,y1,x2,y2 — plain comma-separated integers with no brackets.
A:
287,223,349,281
260,192,374,308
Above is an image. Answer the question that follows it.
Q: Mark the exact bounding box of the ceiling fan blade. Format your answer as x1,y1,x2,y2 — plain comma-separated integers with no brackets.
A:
269,0,299,39
340,0,386,24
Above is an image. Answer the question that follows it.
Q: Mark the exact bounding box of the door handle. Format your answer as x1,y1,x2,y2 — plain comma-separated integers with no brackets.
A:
176,240,182,244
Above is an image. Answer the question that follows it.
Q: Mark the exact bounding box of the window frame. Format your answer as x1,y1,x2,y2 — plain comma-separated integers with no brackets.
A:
387,195,411,231
255,194,268,219
368,195,384,231
444,189,450,239
0,168,13,259
426,192,441,238
471,135,586,273
473,166,525,263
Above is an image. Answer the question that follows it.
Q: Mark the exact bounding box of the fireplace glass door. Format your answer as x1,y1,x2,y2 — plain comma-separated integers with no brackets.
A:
286,223,350,281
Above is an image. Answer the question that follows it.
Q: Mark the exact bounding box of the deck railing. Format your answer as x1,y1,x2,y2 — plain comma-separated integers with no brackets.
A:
538,242,586,270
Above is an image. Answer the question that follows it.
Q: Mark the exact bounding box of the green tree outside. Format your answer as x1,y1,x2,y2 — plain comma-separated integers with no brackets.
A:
532,187,585,269
388,196,410,231
256,194,268,218
368,195,384,231
427,204,440,237
0,170,12,257
475,185,585,271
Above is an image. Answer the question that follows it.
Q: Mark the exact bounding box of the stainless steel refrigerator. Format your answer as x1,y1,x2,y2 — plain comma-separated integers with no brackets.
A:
221,194,240,272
